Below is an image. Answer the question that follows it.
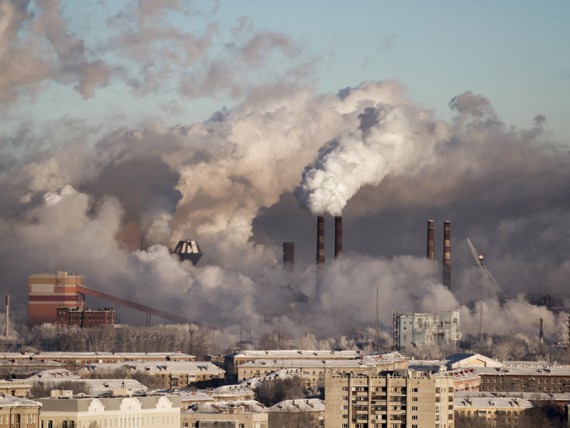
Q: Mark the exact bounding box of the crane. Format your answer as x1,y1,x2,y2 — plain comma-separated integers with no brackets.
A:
465,237,507,338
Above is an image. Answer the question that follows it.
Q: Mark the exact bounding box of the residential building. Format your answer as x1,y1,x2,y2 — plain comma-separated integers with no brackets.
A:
237,352,409,389
454,395,532,426
393,310,460,350
268,398,325,428
38,393,181,428
325,370,455,428
181,400,268,428
0,394,41,428
79,361,225,389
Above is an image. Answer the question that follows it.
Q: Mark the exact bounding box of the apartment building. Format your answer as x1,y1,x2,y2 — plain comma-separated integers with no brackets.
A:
325,370,455,428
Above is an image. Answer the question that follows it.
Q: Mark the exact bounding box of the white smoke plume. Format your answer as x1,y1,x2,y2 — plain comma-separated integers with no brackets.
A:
296,81,449,216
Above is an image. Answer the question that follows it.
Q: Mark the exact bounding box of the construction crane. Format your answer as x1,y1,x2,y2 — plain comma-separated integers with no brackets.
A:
466,237,507,338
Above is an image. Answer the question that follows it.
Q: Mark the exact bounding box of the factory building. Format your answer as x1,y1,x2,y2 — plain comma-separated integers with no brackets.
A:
28,272,85,326
56,306,116,328
325,370,455,428
393,310,461,350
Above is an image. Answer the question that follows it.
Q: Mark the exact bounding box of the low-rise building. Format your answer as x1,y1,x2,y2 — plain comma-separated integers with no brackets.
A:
226,350,364,378
0,394,41,428
181,400,268,428
0,379,33,397
56,307,116,328
268,398,325,428
79,361,225,389
325,370,455,428
238,353,409,389
38,393,181,428
454,395,532,426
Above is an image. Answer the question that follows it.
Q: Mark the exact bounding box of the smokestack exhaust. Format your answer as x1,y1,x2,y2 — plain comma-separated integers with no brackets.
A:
334,216,343,258
4,295,9,338
283,242,295,271
426,219,435,260
540,317,544,344
443,220,451,288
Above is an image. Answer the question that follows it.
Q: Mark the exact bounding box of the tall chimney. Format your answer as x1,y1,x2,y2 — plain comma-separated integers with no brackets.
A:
443,220,451,288
283,242,295,271
540,317,544,344
316,216,325,265
316,216,325,299
426,219,435,260
5,295,9,338
334,216,343,259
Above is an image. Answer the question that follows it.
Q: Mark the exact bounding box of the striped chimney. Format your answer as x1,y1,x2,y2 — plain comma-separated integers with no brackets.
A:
443,220,451,288
316,216,325,265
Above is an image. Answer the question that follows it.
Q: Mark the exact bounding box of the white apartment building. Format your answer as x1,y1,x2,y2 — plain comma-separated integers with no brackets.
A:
325,370,455,428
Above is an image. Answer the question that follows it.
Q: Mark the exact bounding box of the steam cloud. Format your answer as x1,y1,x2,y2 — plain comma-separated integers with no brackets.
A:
1,1,569,348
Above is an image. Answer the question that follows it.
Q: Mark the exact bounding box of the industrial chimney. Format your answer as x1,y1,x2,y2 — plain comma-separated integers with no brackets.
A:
443,220,451,288
316,216,325,299
316,216,325,265
283,242,295,271
426,220,435,260
334,216,343,259
4,295,9,338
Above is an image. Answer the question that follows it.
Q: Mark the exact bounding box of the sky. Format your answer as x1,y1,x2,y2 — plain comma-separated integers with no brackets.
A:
1,0,570,344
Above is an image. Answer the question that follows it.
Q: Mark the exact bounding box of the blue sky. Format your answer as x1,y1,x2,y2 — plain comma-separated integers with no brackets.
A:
4,0,569,142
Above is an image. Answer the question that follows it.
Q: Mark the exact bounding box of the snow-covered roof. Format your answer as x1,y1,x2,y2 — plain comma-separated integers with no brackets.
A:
233,350,361,359
445,353,503,369
28,369,80,380
456,391,570,402
0,394,42,408
473,365,570,377
187,400,266,414
269,398,325,412
455,396,533,410
78,361,224,375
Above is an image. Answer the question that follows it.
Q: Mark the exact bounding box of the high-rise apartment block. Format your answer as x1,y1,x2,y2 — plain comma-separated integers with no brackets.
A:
28,272,85,326
325,370,454,428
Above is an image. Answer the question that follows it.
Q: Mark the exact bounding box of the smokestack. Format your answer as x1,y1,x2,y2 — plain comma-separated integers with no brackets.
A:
443,220,451,288
316,216,325,265
334,216,343,258
540,317,544,344
5,295,9,338
283,242,295,271
316,216,325,299
426,219,435,260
